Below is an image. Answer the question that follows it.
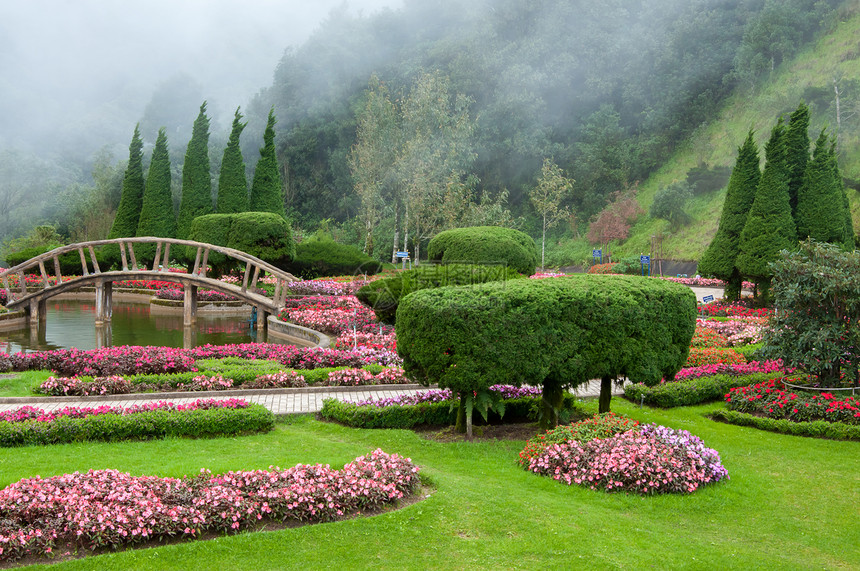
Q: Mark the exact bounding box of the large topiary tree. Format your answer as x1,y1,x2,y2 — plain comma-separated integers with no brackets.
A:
217,108,249,214
796,129,845,245
250,107,285,218
427,226,538,276
697,130,760,301
108,124,145,241
136,128,177,266
177,102,213,240
784,101,810,223
396,275,696,433
737,119,797,305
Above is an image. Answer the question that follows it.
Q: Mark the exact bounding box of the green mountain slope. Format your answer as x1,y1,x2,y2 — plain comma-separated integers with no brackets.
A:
619,12,860,262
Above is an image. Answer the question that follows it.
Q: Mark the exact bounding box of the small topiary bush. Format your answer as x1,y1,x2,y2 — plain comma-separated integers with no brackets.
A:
286,233,383,279
356,263,523,323
427,226,538,276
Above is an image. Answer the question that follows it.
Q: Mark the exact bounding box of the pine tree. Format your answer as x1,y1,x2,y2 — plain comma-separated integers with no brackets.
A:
737,118,797,305
136,128,176,266
250,107,285,217
796,129,843,243
784,101,810,223
216,107,248,214
177,102,213,240
108,124,145,240
829,138,856,249
697,130,760,300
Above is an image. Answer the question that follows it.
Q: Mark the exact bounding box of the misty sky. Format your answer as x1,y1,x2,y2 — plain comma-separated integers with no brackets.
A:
0,0,403,154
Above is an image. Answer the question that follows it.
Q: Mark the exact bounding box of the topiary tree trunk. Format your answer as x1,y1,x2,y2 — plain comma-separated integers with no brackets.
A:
540,377,565,430
598,376,612,413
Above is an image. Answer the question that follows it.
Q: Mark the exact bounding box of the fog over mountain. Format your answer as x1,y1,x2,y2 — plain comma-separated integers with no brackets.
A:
0,0,402,158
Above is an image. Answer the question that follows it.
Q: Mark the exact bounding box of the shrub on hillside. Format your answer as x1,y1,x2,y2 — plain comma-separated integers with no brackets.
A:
356,263,523,323
427,226,538,276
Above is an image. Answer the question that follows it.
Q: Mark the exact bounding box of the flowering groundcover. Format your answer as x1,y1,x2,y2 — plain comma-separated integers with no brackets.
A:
725,378,860,424
524,421,729,494
0,449,419,563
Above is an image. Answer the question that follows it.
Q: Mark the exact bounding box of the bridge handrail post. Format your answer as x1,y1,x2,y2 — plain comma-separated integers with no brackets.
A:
53,256,63,285
192,246,202,275
78,247,90,276
88,246,101,274
119,241,129,271
127,242,138,271
161,243,170,271
152,242,162,271
38,261,49,289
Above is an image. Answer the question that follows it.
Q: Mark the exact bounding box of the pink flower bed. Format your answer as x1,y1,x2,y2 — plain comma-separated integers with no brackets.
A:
334,331,397,352
696,318,765,346
526,424,728,494
672,360,786,381
0,449,419,563
278,296,379,336
0,399,251,424
355,385,543,408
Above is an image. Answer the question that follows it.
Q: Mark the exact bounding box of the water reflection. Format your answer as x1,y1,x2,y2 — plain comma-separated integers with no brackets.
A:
1,300,262,353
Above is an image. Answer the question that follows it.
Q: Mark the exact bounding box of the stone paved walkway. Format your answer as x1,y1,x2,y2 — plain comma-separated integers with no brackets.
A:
0,379,624,415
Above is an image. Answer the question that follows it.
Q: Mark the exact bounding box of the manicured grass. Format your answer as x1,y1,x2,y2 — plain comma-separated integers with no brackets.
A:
5,400,859,570
0,371,50,397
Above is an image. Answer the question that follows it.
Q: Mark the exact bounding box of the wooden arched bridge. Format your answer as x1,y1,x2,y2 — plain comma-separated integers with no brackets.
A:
0,237,299,328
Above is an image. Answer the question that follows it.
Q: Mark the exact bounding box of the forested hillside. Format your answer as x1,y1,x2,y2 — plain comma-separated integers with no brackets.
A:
240,0,852,262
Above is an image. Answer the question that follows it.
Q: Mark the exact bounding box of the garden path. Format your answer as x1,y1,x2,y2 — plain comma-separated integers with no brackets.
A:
0,379,624,415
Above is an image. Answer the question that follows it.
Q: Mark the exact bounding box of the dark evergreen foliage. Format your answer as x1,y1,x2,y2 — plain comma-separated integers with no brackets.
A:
108,124,145,240
286,233,382,280
796,130,844,244
396,275,696,426
136,128,177,266
249,107,285,217
216,108,249,214
737,119,797,303
784,101,810,221
177,102,213,239
697,130,760,299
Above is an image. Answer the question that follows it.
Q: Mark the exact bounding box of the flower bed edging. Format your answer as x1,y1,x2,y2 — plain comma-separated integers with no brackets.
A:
709,409,860,440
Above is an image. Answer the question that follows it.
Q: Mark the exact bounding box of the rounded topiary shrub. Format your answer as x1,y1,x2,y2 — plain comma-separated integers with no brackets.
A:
356,263,524,323
185,212,295,275
427,226,538,276
287,234,383,279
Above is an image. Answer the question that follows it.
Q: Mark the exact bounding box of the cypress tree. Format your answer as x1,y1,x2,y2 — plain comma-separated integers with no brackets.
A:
216,107,249,214
796,130,843,243
136,128,177,265
737,118,797,305
250,107,285,217
177,102,213,240
829,138,856,249
697,130,760,300
108,124,145,240
784,101,810,223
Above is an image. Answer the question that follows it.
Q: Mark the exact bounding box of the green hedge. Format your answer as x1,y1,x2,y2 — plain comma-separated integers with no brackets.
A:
319,394,578,429
186,212,295,274
427,226,538,276
356,263,523,323
710,409,860,441
0,405,275,447
5,245,107,276
623,372,783,408
286,235,383,279
397,275,697,394
733,342,764,361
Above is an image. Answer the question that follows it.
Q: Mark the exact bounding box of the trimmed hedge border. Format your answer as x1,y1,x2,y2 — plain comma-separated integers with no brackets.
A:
0,405,275,447
709,409,860,441
319,394,578,429
623,372,784,408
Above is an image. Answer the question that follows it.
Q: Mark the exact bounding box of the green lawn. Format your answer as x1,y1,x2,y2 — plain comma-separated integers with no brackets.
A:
4,399,859,571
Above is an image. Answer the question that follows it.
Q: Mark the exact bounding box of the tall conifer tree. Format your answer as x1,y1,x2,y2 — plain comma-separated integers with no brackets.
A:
177,102,212,239
784,101,810,223
796,130,843,243
108,124,145,240
697,130,760,300
829,138,856,249
250,107,285,217
136,128,176,265
216,108,248,214
737,118,797,305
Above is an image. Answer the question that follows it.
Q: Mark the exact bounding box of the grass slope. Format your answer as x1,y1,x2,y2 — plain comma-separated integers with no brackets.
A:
6,400,859,570
615,11,860,262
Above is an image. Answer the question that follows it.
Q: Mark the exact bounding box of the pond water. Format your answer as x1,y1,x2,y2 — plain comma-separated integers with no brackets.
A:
0,299,268,353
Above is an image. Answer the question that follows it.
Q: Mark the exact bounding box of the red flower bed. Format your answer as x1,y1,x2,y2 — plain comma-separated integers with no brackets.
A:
725,378,860,424
685,347,746,367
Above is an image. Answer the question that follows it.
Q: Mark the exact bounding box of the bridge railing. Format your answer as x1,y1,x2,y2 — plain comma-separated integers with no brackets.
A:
0,237,299,309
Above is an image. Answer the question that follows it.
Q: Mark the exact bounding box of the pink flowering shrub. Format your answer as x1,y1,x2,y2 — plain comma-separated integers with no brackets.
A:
334,330,397,352
0,449,419,562
325,368,375,386
354,385,542,407
673,360,785,381
0,399,251,424
177,374,235,392
244,371,308,389
38,375,132,396
696,318,765,346
526,424,728,494
155,288,238,302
